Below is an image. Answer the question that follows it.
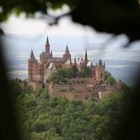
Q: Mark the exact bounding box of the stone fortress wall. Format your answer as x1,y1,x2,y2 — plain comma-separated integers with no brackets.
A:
48,78,122,100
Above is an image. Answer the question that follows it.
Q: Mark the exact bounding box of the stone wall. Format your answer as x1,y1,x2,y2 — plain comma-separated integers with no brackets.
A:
29,82,43,90
48,80,122,100
48,81,100,100
49,88,92,100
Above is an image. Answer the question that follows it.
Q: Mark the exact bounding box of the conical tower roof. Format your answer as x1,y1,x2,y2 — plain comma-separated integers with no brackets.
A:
45,36,50,54
30,49,35,59
65,44,70,54
46,36,50,47
30,49,37,63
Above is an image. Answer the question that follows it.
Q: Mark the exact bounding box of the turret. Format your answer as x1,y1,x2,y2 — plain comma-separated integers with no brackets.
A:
104,62,105,68
74,57,77,64
98,59,103,66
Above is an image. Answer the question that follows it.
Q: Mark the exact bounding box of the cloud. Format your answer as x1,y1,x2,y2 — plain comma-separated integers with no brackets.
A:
1,5,140,64
1,11,96,37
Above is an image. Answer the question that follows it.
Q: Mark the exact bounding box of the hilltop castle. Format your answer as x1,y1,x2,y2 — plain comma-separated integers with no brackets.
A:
28,37,105,89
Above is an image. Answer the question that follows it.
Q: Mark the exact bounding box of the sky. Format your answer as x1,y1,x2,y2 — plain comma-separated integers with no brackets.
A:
1,4,140,84
1,4,140,60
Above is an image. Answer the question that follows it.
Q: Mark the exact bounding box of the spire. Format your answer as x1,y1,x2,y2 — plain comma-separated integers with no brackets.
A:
46,36,50,47
45,36,50,53
65,44,70,54
85,49,88,62
30,49,37,63
30,49,35,59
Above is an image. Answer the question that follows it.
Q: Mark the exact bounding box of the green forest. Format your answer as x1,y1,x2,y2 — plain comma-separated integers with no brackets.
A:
10,80,133,140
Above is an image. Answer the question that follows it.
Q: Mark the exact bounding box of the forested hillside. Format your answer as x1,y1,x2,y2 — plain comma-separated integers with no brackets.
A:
11,80,131,140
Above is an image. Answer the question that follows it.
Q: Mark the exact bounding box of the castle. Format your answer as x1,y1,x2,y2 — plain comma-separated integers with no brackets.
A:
28,36,105,89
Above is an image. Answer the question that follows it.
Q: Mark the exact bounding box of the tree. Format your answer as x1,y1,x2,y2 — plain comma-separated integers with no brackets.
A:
0,0,76,25
16,84,131,140
72,0,140,42
51,67,72,83
79,67,91,78
9,80,21,97
105,71,116,85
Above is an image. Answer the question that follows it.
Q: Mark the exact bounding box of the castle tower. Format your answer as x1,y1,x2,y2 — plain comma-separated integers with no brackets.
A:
63,44,71,61
95,59,105,83
83,49,88,68
28,49,37,82
40,36,51,64
45,36,50,55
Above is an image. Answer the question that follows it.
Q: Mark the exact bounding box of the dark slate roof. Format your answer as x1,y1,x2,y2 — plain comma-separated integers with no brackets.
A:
98,59,102,65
